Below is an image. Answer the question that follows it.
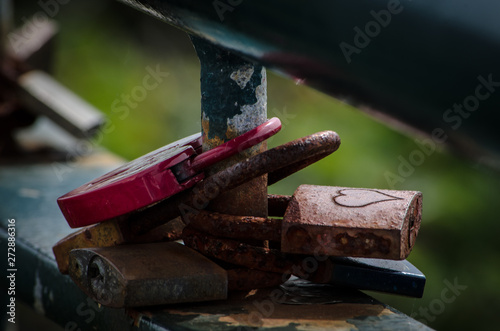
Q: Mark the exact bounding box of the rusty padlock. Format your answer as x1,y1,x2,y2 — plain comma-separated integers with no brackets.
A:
69,242,228,307
187,185,422,260
281,185,422,260
54,130,341,274
69,242,285,307
57,117,282,228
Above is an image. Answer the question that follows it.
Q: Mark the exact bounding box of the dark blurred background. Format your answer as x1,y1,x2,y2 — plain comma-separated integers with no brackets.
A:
10,0,500,330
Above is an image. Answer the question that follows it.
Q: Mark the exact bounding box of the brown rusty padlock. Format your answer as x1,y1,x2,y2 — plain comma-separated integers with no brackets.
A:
282,185,422,260
187,186,422,260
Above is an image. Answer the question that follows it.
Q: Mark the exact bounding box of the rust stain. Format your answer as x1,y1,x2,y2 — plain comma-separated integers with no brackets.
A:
188,209,281,242
217,303,393,329
126,309,152,327
201,117,226,151
225,123,239,141
53,220,125,274
183,226,297,274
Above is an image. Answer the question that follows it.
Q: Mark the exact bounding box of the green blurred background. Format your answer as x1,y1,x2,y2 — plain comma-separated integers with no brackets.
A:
13,1,500,330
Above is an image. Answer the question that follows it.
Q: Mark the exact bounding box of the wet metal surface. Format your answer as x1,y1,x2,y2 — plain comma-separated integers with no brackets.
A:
281,185,422,259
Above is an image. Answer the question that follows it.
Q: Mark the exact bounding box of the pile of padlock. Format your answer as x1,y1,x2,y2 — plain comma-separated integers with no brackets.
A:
53,118,425,308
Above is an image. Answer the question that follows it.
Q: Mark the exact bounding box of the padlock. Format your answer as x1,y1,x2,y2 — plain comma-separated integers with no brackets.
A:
69,242,228,307
182,226,426,298
57,117,282,228
309,256,426,298
53,130,341,274
281,185,422,260
186,185,422,260
69,241,287,307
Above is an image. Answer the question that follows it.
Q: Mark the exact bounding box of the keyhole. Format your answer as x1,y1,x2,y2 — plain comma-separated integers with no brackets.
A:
88,257,110,304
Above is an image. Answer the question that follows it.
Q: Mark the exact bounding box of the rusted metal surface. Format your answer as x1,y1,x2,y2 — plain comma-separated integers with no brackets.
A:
183,226,297,274
267,149,339,186
188,210,281,242
192,36,268,218
268,194,291,217
132,216,185,243
281,185,423,260
53,219,125,274
68,242,228,307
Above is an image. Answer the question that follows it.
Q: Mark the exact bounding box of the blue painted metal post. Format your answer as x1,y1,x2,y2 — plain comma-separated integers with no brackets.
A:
191,36,268,217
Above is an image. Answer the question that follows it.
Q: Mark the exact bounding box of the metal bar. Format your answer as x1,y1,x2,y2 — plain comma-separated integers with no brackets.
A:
16,70,105,138
118,0,500,165
191,36,268,217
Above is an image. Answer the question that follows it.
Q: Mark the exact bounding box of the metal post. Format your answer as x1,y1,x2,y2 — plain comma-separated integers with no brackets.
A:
191,36,268,217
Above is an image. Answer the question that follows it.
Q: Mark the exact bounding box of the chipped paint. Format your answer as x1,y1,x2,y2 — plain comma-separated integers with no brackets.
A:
230,65,254,89
201,115,226,150
33,270,45,315
227,68,267,134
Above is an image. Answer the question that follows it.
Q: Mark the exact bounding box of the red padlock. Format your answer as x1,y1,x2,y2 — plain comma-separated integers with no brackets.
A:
58,118,281,228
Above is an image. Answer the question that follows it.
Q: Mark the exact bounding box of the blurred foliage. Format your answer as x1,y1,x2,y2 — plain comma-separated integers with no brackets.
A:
14,0,500,330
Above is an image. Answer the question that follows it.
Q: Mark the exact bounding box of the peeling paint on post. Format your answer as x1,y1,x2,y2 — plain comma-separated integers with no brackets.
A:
191,36,268,217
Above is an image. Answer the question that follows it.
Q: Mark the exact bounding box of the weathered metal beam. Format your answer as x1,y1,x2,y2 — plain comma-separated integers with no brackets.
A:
118,0,500,166
191,36,268,217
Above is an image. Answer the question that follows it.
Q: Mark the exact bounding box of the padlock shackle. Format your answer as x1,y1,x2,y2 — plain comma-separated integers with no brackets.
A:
190,117,281,172
208,130,341,193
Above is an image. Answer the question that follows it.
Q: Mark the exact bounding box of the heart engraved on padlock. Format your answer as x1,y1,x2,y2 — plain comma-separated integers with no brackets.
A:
332,189,403,208
281,185,422,260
